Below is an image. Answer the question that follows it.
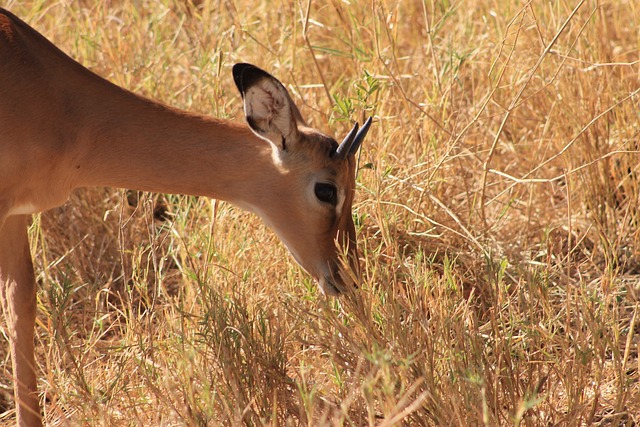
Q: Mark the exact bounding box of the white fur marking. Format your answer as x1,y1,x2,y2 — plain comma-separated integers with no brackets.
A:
335,189,346,219
8,203,38,216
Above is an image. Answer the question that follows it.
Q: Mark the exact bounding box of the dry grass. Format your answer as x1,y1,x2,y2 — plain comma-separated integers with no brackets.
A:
1,0,640,425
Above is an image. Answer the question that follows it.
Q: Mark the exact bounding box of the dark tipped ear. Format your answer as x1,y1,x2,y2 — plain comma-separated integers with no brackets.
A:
232,63,259,94
232,63,305,150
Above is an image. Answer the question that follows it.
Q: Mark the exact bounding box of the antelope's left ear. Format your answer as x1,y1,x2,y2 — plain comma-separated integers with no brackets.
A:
233,63,305,151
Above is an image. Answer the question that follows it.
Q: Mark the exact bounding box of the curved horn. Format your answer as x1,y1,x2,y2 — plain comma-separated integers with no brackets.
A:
335,122,359,159
349,116,372,155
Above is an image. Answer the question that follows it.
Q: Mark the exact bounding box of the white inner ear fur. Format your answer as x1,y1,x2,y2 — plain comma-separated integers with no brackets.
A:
245,79,295,141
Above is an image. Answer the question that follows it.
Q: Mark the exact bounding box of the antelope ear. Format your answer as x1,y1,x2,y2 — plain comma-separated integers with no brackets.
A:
233,63,305,151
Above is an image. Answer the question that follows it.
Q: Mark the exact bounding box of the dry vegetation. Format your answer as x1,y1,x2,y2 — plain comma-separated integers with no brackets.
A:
2,0,640,425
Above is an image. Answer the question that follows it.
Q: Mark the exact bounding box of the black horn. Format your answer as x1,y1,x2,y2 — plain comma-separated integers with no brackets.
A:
349,116,372,155
335,122,359,159
334,117,372,159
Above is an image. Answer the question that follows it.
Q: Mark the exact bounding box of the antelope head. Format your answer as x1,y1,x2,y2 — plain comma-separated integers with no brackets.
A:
233,63,371,295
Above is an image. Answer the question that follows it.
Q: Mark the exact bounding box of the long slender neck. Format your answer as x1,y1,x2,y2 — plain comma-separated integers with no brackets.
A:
5,10,285,214
69,80,282,210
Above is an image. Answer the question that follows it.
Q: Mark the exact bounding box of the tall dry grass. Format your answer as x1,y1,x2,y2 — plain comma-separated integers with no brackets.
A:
1,0,639,425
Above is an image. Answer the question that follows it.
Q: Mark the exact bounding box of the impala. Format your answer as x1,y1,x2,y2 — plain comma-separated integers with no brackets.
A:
0,8,371,426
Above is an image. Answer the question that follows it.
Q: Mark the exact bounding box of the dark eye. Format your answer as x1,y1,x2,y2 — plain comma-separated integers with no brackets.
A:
314,182,338,205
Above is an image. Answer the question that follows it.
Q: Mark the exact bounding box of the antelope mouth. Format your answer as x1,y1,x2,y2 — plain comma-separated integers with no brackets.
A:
318,275,342,296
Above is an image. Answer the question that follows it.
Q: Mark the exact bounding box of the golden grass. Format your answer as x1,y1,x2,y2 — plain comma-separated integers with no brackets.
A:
1,0,639,425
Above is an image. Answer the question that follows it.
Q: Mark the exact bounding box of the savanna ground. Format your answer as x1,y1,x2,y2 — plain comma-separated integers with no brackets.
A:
1,0,639,425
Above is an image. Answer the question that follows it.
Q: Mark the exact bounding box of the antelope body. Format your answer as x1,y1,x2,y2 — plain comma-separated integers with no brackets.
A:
0,9,370,425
